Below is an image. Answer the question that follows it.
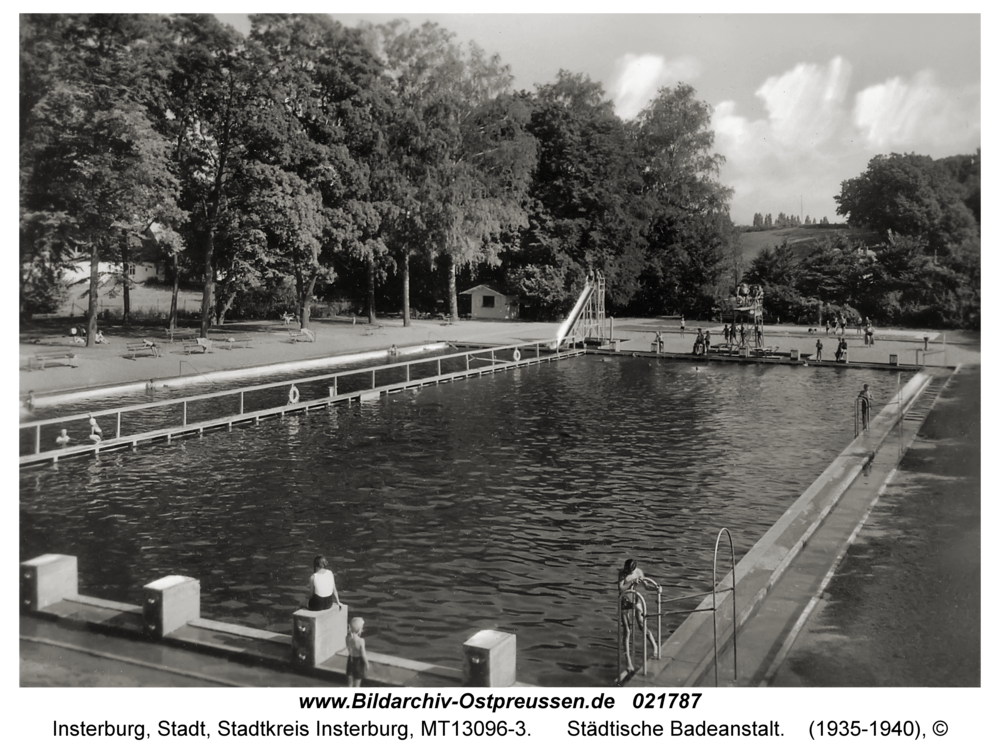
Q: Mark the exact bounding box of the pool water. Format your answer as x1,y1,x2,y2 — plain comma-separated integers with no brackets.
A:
19,357,901,686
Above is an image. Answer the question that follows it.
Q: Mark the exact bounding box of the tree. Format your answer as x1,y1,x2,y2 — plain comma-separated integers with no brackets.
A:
631,84,734,317
20,14,182,338
512,71,646,316
370,21,536,321
249,14,394,328
164,14,285,337
835,152,978,257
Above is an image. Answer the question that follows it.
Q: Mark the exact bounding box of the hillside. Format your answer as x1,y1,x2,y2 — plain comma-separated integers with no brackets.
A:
738,225,881,264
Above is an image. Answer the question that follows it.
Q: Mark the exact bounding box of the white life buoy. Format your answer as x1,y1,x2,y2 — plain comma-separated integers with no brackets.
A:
288,385,300,404
512,348,521,361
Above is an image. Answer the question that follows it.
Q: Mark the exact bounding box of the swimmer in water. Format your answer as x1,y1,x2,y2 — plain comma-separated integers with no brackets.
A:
56,429,71,446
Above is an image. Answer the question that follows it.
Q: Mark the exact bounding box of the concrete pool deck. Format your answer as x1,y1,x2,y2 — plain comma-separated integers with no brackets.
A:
19,317,980,686
19,316,962,400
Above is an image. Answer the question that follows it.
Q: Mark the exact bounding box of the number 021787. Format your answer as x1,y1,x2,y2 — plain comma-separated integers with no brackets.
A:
632,693,701,710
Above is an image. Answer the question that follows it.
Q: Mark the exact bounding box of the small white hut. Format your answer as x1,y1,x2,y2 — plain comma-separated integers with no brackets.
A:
459,284,519,320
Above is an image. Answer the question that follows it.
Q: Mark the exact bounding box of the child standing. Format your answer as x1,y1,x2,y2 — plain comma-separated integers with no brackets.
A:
346,617,369,687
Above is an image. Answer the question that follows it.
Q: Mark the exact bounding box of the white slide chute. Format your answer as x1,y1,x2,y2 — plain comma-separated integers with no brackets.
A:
554,284,594,347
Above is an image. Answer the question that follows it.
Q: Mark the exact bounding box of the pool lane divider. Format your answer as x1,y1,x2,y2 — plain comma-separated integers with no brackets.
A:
24,343,449,409
627,368,939,687
19,344,585,467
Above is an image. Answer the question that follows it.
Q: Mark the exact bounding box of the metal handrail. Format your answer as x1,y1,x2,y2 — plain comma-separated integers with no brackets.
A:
854,395,872,437
712,527,738,686
616,527,737,686
617,589,659,680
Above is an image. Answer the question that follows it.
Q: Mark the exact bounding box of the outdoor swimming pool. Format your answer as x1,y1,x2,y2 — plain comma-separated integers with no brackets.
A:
19,356,902,685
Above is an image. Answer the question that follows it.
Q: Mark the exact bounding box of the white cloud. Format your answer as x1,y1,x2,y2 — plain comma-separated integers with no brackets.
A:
853,70,981,150
753,57,852,148
711,58,857,223
610,53,702,120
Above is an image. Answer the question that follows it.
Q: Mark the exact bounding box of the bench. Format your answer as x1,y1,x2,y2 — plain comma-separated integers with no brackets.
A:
125,341,159,359
181,338,213,354
217,335,253,350
164,327,197,342
28,350,78,370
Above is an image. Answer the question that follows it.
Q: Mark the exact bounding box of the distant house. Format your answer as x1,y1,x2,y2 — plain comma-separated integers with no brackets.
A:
63,259,165,285
459,284,519,320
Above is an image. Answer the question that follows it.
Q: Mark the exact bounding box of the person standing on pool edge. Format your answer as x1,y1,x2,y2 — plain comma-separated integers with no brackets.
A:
307,555,342,611
346,617,369,687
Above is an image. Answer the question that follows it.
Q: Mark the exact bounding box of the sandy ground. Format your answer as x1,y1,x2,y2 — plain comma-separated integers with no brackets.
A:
19,315,971,400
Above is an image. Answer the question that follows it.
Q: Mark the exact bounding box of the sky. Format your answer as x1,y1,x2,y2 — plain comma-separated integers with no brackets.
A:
217,9,982,226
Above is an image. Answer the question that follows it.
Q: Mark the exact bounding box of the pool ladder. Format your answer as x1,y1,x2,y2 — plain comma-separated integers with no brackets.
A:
617,528,738,686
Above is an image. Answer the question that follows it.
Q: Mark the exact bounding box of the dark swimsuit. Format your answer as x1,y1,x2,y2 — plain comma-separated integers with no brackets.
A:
347,655,366,679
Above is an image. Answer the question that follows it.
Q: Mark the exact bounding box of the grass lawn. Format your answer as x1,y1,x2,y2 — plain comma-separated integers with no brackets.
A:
739,225,881,264
58,280,204,320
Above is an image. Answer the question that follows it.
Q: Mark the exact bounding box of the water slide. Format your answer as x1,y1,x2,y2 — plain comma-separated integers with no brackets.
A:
554,284,594,347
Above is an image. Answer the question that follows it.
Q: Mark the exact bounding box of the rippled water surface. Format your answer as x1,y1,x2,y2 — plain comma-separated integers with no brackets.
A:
19,357,901,685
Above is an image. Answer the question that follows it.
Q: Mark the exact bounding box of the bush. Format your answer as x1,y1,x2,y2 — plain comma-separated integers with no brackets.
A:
20,273,69,318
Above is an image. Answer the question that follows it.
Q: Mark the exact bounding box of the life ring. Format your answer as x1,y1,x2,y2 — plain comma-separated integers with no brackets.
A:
288,385,300,404
512,348,521,361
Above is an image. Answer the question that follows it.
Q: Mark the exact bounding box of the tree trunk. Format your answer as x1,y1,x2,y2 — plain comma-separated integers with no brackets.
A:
366,256,377,324
200,232,214,338
120,237,132,328
402,249,411,327
299,273,317,330
169,251,179,330
216,288,237,326
447,255,458,320
86,242,100,347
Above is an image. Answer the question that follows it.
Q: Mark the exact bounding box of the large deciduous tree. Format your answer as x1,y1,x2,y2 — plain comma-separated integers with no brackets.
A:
20,14,182,338
165,14,281,337
835,152,978,258
513,71,646,317
369,21,536,320
632,84,735,318
250,14,392,328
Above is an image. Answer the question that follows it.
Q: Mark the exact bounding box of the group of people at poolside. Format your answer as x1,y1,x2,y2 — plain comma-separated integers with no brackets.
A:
692,323,763,356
